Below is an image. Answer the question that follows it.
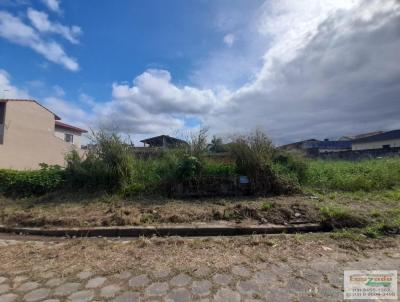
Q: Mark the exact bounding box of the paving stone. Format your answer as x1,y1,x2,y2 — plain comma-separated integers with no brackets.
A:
45,278,64,287
253,270,277,284
0,293,18,302
165,288,191,302
77,271,93,280
232,265,252,278
100,284,121,298
310,261,337,274
244,299,264,302
170,273,192,287
212,273,232,286
17,282,39,292
213,288,241,302
129,274,150,289
0,284,10,294
302,269,324,284
13,275,28,283
68,290,95,302
112,291,140,302
23,288,51,302
114,271,132,280
236,280,263,297
0,277,7,284
265,288,292,302
145,282,169,297
152,269,171,280
316,285,342,300
85,277,107,288
39,272,55,279
42,300,60,302
192,267,211,278
191,280,212,297
54,282,81,296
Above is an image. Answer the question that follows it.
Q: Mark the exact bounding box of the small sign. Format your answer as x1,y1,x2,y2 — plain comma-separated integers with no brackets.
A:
239,176,249,184
344,270,398,300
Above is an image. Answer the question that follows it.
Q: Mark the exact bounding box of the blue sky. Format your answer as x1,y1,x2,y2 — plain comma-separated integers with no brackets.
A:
1,0,400,144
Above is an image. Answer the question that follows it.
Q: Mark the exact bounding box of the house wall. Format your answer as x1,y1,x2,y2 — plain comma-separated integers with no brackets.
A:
352,139,400,151
55,127,82,148
0,101,83,170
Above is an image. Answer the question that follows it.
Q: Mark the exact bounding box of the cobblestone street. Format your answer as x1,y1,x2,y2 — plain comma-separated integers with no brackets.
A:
0,235,399,302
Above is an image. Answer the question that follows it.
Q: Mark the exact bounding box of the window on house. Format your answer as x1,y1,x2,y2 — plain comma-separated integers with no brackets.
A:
382,144,391,149
0,102,5,144
65,133,74,143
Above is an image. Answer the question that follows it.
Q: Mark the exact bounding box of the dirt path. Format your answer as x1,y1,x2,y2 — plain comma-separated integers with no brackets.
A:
0,234,399,301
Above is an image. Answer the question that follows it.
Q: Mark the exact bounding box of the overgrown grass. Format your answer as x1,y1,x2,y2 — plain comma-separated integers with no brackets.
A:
305,158,400,191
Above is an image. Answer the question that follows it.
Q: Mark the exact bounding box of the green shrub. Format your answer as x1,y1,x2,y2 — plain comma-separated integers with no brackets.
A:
320,204,367,228
121,183,146,198
0,165,64,196
229,129,299,194
272,151,308,184
203,160,236,177
65,132,134,192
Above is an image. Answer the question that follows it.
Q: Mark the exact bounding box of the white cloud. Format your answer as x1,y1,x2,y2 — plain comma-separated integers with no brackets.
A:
205,0,400,143
0,69,30,99
94,69,220,135
0,10,79,71
41,0,61,13
27,8,81,44
43,96,89,127
223,33,235,47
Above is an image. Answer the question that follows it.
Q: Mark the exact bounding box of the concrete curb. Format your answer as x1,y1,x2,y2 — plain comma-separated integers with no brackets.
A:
0,223,327,237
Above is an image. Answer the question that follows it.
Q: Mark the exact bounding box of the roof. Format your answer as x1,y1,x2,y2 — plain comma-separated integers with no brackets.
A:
301,140,352,149
352,130,400,144
140,135,187,145
0,99,61,120
279,139,318,149
55,121,87,133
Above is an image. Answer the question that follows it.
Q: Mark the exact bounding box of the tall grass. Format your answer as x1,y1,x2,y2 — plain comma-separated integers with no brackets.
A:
305,158,400,191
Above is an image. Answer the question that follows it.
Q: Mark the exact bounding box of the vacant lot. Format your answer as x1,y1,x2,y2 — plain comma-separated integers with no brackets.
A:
1,189,399,235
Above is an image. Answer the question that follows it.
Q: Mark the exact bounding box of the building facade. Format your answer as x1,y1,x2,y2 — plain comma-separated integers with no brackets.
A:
352,130,400,151
0,99,87,170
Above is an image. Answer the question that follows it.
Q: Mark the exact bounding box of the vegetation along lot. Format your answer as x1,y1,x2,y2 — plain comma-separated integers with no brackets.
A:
0,130,399,239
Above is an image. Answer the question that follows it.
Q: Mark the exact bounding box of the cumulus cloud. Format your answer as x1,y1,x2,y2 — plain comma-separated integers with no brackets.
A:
206,0,400,143
41,0,61,13
27,8,81,44
0,70,30,99
94,69,220,135
0,10,79,71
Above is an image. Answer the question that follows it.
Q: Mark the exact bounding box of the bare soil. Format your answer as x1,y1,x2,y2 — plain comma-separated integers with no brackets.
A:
0,194,322,228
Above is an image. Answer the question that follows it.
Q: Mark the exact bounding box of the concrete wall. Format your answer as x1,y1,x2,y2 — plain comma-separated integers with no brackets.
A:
0,100,82,170
55,127,82,148
352,139,400,151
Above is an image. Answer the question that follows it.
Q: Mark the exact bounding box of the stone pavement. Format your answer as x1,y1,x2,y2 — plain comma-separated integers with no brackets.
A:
0,237,399,302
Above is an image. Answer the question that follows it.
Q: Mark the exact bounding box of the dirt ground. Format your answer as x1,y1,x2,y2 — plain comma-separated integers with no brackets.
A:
1,190,398,229
0,194,323,227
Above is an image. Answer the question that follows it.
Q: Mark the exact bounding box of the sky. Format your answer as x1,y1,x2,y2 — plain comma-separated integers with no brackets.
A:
0,0,400,145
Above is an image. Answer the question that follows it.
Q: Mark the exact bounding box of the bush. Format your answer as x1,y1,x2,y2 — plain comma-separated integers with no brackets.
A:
65,132,135,192
0,165,64,196
229,129,299,194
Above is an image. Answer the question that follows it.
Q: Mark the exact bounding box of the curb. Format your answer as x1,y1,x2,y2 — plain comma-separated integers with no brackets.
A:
0,223,327,237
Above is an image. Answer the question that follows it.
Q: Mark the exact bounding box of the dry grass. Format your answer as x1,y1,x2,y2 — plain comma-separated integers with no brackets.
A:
0,233,398,279
0,194,321,227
